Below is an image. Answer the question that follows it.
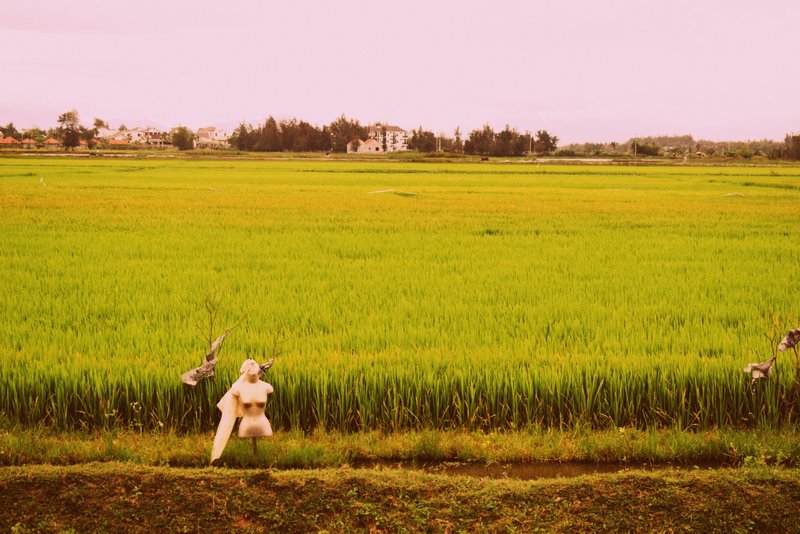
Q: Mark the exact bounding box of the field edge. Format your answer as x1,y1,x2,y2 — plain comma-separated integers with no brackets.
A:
2,462,799,532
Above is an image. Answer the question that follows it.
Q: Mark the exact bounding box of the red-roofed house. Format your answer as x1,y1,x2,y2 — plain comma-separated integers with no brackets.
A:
0,136,22,148
21,138,37,149
44,137,62,149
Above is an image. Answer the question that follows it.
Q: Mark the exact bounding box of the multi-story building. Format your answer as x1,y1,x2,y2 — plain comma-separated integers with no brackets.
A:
347,124,410,153
366,124,409,152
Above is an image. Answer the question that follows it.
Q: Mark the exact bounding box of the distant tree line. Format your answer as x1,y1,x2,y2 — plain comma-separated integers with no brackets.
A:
777,134,800,160
557,134,800,160
209,117,561,156
403,125,558,156
463,126,557,156
407,127,439,152
228,115,367,153
171,127,195,150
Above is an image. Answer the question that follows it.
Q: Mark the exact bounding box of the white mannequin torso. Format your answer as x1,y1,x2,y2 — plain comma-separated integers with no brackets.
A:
232,378,274,438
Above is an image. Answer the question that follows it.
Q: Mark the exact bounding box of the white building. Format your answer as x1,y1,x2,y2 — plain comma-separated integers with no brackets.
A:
366,124,409,152
142,127,168,146
196,127,229,148
347,124,410,154
347,138,383,154
97,126,167,146
95,127,116,139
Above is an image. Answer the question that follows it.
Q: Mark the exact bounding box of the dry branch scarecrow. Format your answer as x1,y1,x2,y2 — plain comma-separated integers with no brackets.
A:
181,330,231,386
181,329,275,385
743,327,800,386
778,328,800,352
743,357,776,386
181,310,286,386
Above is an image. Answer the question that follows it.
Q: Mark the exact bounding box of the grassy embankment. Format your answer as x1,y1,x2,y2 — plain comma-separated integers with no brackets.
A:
2,425,799,469
2,462,800,532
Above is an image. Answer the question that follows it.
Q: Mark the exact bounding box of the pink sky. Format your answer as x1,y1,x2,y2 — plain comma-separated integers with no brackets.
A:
1,0,798,144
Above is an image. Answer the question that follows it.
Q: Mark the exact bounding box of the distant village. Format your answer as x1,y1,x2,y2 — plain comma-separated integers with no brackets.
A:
1,112,799,160
0,124,232,150
0,119,416,154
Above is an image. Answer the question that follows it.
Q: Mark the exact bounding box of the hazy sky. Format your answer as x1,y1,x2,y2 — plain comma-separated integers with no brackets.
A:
2,0,798,143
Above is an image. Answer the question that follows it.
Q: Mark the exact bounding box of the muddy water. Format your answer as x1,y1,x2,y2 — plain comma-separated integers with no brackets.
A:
352,459,728,480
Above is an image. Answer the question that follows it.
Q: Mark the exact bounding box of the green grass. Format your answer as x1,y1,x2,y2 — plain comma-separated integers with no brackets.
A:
1,157,800,431
3,426,800,468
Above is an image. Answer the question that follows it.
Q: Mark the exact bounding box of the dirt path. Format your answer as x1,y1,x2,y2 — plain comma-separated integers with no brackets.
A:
386,458,728,479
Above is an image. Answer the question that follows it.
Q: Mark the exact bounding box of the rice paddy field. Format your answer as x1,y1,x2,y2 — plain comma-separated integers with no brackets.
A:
1,157,799,433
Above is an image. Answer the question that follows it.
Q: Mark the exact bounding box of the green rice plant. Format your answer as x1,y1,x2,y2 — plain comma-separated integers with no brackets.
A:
0,158,799,432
